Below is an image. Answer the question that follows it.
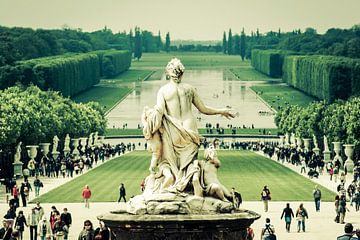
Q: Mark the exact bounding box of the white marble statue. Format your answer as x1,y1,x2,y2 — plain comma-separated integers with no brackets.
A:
52,135,59,153
142,58,234,197
313,134,318,149
323,135,329,152
64,134,70,151
200,143,232,201
14,142,22,162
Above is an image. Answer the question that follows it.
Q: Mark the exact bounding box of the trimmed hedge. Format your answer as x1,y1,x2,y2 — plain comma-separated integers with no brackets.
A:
251,49,295,77
283,55,360,102
0,50,132,97
94,50,132,78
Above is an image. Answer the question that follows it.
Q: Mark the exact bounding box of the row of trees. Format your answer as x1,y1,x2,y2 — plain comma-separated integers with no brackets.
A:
222,29,247,60
0,50,131,97
283,55,360,102
0,85,106,150
0,25,169,66
221,25,360,61
275,97,360,156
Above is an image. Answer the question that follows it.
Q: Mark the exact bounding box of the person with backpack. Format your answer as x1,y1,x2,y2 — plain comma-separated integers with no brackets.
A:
260,218,276,240
313,185,322,211
261,186,271,212
295,203,308,232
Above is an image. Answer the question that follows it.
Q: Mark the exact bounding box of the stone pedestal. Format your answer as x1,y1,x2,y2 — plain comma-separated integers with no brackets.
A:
312,147,320,156
303,138,311,151
344,144,355,173
99,209,260,240
332,142,342,167
13,162,23,177
323,150,331,164
72,139,80,156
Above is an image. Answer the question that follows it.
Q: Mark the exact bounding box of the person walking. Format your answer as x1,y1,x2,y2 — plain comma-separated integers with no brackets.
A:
280,203,294,232
260,218,276,240
60,208,72,240
27,208,40,240
313,185,322,212
339,195,349,224
117,183,126,203
78,220,94,240
0,219,13,240
37,216,52,240
295,203,308,232
34,202,45,219
261,186,271,212
82,185,92,208
14,211,27,240
33,176,43,197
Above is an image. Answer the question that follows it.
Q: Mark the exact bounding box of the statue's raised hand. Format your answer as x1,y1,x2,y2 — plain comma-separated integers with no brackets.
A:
220,109,235,120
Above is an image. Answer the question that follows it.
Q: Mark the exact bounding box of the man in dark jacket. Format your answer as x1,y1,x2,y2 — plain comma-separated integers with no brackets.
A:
60,208,72,240
118,183,126,203
337,223,360,240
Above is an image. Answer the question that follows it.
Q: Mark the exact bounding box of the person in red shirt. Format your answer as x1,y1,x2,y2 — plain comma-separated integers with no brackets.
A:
82,185,92,208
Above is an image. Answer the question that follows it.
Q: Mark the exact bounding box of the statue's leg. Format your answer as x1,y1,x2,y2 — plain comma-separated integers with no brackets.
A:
192,160,203,197
208,184,226,201
161,167,174,190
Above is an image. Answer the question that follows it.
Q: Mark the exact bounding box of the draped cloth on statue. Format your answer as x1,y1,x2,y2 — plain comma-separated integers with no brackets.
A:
143,103,201,193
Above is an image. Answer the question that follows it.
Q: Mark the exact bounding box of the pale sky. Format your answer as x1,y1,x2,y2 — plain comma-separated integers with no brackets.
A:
0,0,359,40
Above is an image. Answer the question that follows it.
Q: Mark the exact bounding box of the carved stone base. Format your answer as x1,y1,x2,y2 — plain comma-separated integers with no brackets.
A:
98,209,261,240
126,193,234,215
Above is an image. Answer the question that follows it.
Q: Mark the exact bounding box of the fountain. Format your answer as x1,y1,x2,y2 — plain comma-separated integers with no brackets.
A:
98,58,260,239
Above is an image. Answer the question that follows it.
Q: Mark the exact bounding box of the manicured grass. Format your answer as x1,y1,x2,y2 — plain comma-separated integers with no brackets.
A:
132,52,250,69
230,68,281,81
105,128,279,136
71,69,152,110
34,151,335,203
250,85,317,110
72,86,132,111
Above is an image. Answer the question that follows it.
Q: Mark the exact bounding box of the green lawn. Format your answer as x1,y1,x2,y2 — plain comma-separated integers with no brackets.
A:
105,128,279,136
250,85,317,110
72,86,132,112
230,68,281,81
132,52,249,69
71,69,152,110
33,151,335,203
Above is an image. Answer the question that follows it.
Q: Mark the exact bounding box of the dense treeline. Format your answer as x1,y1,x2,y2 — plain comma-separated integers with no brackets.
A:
275,98,360,157
283,55,360,102
0,50,131,97
251,50,295,77
0,25,163,65
0,85,106,150
222,25,360,60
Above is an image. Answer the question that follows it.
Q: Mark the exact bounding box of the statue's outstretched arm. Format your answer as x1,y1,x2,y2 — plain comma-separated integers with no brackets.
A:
192,88,235,119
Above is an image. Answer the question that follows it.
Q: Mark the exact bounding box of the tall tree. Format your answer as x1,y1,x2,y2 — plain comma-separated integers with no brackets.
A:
134,27,142,60
222,31,227,54
227,29,233,55
256,28,260,40
240,28,246,61
129,29,134,53
165,32,171,52
234,34,240,55
157,31,162,51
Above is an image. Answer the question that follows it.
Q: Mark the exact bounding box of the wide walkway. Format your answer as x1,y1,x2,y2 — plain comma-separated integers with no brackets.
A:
0,150,358,239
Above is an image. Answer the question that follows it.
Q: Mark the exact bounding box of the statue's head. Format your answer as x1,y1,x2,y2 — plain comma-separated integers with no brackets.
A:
166,58,185,83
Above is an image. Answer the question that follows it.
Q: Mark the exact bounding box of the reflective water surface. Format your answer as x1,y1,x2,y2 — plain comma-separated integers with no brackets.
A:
106,70,276,129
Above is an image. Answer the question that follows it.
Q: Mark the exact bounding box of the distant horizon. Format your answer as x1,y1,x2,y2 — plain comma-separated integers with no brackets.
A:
1,0,359,41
